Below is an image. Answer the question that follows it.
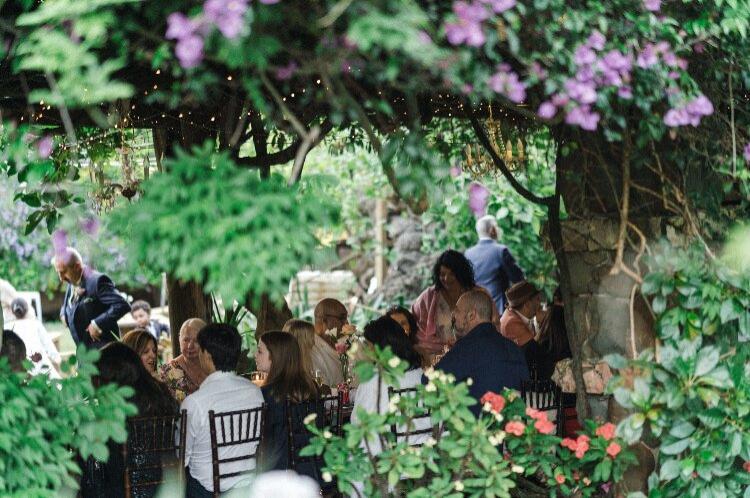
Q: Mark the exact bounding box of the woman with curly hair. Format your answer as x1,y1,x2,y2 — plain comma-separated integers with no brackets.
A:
411,249,499,358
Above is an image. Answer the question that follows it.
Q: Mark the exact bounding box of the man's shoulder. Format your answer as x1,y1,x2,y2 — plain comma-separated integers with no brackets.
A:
183,374,262,409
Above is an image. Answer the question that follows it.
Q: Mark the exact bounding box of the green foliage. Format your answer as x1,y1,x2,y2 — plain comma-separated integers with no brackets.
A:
422,128,558,296
303,345,636,497
14,0,135,107
108,142,340,303
607,243,750,497
381,129,451,208
0,346,136,497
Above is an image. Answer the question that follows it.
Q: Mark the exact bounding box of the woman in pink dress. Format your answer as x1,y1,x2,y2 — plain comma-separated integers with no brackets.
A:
411,250,500,361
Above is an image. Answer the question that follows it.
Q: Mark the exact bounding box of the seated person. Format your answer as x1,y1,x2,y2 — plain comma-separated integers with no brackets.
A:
283,318,342,388
313,298,349,349
8,297,61,378
159,318,208,402
122,328,159,376
385,306,419,344
80,342,177,498
527,288,571,380
352,315,429,452
130,300,170,339
1,329,27,373
434,290,529,417
255,331,325,485
499,280,543,347
182,323,264,498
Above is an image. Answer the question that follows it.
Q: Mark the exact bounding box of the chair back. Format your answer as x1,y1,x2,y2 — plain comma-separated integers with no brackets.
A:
387,386,434,446
208,405,265,497
521,379,562,435
123,410,187,498
286,392,342,472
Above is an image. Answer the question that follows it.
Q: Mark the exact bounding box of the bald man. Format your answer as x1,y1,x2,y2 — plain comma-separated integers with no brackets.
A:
53,247,130,349
313,298,349,348
433,290,528,416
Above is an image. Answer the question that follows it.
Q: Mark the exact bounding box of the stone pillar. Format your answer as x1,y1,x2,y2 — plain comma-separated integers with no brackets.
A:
559,217,660,361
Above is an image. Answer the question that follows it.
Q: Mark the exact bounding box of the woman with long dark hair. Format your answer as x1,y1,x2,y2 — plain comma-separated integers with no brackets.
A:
255,331,323,479
528,288,571,380
411,250,500,359
352,315,429,452
81,342,178,498
385,305,419,344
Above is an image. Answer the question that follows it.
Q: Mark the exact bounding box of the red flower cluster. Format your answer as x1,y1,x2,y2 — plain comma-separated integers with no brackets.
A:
480,391,506,413
595,422,616,440
561,434,590,458
605,442,621,458
525,407,555,434
505,421,526,436
743,461,750,472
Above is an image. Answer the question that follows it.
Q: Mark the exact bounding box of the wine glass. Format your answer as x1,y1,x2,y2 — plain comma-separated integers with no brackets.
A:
312,369,323,387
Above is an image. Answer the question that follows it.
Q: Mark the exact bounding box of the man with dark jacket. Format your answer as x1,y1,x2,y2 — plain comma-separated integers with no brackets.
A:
433,289,528,416
54,247,130,349
465,215,524,314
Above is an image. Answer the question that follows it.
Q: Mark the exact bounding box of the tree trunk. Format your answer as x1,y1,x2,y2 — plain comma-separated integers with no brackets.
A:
167,276,210,357
154,118,215,357
245,293,292,339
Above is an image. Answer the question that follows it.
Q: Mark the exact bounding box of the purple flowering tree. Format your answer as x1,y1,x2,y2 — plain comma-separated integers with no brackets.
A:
2,0,750,494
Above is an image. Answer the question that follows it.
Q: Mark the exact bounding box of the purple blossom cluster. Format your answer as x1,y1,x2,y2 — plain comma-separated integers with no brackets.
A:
36,135,54,159
489,63,525,103
744,143,750,163
636,41,687,71
468,182,490,217
663,95,713,127
537,31,630,130
167,0,278,68
444,0,516,47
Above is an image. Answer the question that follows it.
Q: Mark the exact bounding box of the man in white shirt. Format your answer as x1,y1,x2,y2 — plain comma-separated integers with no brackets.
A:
182,323,264,497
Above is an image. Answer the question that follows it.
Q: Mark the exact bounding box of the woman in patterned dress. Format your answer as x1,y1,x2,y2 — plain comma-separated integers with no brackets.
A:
158,318,208,403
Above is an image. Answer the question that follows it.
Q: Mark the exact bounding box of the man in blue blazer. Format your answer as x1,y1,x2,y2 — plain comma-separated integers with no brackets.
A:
433,289,529,417
54,247,130,349
465,215,524,314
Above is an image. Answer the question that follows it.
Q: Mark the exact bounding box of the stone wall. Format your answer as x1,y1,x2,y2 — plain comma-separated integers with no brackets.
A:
557,217,686,360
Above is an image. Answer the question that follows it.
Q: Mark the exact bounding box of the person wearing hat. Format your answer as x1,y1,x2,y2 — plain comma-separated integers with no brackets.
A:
500,281,543,347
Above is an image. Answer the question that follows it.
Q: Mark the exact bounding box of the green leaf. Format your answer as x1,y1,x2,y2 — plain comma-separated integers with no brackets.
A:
661,438,690,455
659,458,681,480
668,421,695,439
694,348,719,377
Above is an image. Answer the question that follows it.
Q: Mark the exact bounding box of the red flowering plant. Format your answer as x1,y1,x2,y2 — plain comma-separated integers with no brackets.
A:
482,390,637,497
304,343,637,497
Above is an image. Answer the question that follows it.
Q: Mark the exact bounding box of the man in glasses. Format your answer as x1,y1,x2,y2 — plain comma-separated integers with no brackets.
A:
313,298,349,348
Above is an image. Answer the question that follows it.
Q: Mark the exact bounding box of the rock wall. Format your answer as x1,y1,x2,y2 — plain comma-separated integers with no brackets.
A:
557,217,685,360
378,214,436,303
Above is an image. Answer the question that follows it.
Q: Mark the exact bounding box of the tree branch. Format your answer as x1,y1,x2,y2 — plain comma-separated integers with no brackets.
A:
468,110,553,207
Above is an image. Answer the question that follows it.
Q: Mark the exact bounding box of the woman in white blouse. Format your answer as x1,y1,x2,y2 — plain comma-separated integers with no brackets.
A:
351,315,430,452
8,298,61,378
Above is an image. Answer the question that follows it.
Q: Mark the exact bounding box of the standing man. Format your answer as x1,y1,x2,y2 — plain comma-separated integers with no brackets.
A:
53,247,130,349
465,215,524,314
